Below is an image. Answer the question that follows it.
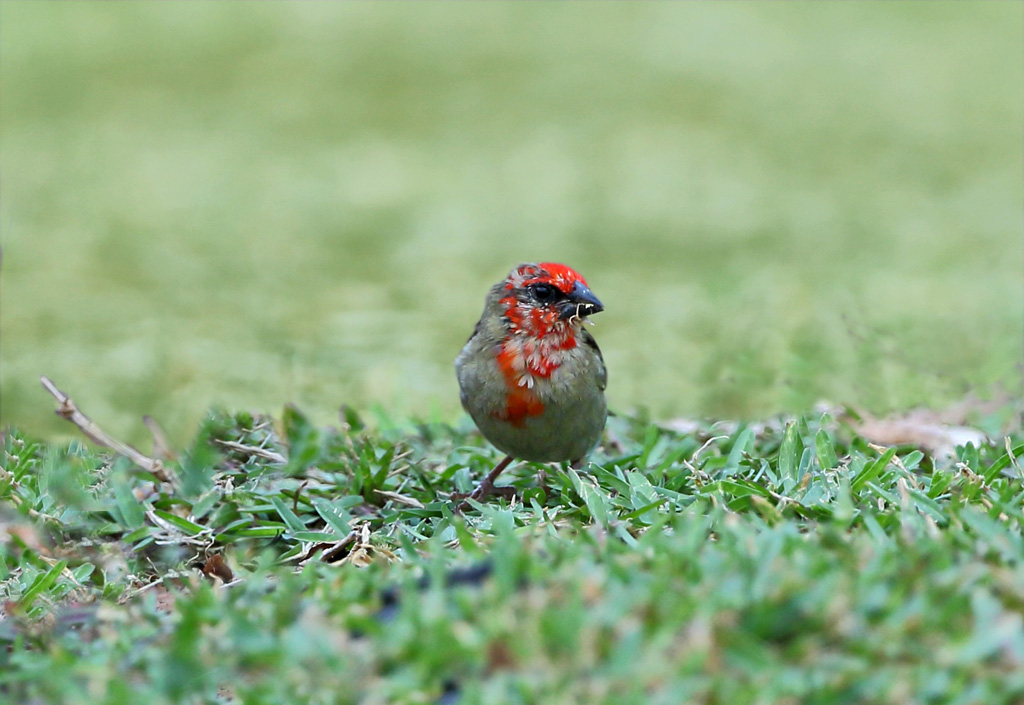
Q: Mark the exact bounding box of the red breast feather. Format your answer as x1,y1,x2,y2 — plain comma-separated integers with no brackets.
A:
492,263,588,427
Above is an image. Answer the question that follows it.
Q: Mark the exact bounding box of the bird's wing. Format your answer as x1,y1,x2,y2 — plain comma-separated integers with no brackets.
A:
580,328,607,392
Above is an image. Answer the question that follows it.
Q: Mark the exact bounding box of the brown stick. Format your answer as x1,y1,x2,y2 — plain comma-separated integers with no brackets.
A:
143,415,178,461
214,439,286,464
40,376,177,484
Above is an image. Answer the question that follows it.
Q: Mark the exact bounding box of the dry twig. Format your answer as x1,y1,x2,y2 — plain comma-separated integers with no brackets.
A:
143,415,178,461
374,489,425,508
40,375,177,484
214,439,287,464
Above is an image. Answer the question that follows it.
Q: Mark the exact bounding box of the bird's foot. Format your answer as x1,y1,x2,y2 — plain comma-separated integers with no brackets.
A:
453,455,515,513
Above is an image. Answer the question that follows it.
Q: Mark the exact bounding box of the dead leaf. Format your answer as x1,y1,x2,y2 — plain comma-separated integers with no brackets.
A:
846,410,987,460
202,554,234,583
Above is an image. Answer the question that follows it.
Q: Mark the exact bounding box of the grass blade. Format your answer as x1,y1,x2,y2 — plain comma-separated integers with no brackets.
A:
17,560,67,610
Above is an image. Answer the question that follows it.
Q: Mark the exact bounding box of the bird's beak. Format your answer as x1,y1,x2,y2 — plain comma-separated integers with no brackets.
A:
560,281,604,320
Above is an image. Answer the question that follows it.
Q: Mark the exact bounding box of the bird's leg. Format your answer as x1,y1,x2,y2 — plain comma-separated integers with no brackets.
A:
456,455,514,512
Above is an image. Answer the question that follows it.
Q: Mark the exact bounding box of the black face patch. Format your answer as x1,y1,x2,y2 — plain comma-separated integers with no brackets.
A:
527,283,561,305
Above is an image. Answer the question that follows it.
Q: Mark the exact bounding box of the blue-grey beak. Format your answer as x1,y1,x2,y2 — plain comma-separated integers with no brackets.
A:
559,281,604,320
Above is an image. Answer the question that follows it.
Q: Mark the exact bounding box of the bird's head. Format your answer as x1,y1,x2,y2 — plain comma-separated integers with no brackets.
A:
496,262,603,342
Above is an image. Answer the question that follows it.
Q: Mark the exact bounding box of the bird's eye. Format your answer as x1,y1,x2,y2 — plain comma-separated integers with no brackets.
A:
530,283,558,303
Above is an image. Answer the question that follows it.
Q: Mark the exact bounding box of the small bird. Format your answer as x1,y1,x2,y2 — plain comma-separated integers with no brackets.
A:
455,262,607,508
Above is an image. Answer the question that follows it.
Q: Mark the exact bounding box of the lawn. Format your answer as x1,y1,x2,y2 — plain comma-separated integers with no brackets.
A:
2,401,1023,703
2,3,1023,703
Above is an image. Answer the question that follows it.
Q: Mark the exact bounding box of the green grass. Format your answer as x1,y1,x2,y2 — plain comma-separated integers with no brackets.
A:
2,405,1023,704
2,2,1022,444
2,6,1022,699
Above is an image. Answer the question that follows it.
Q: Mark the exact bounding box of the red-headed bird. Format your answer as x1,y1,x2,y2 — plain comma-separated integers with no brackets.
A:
455,262,607,508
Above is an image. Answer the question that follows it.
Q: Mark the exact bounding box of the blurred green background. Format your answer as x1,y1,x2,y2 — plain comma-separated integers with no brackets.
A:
2,2,1021,445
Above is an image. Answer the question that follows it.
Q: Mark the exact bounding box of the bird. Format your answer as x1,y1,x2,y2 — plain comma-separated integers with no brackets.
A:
455,262,607,509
